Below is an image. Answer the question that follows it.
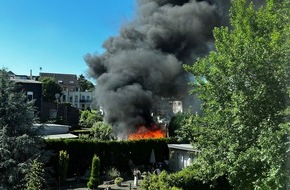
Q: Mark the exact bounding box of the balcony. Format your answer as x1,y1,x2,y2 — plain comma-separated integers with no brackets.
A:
79,99,92,103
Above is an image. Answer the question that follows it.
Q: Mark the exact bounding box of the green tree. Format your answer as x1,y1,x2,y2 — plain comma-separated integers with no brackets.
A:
0,69,43,189
79,109,103,128
169,111,200,143
24,159,47,190
90,121,115,141
184,0,290,189
78,74,95,92
40,77,62,102
87,154,100,189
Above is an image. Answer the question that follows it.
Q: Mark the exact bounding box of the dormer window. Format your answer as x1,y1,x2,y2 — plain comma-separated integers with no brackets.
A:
70,81,74,84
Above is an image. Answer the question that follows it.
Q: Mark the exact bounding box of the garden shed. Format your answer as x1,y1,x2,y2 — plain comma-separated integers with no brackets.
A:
167,144,199,172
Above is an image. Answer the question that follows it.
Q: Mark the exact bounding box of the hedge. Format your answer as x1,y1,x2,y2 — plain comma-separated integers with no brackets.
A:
44,138,177,178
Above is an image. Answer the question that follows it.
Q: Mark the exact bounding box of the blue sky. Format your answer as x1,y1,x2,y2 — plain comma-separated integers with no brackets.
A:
0,0,135,79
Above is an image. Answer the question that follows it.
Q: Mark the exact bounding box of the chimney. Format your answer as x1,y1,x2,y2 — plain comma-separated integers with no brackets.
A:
30,70,32,80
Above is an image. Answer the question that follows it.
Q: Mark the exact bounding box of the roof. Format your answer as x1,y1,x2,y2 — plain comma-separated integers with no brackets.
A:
40,72,79,91
11,79,42,84
167,144,200,152
43,133,78,139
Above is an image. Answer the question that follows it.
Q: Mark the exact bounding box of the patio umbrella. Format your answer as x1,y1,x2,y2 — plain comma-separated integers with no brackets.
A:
150,149,156,164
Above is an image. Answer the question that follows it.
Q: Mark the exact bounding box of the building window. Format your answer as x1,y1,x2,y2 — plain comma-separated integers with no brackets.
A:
62,95,66,102
69,96,73,102
27,91,33,101
87,96,90,101
82,95,85,100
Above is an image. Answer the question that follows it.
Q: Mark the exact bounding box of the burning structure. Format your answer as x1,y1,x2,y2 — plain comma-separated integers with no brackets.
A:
86,0,231,139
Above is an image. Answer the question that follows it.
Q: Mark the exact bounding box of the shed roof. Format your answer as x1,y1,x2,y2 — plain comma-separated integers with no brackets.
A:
168,144,200,152
43,133,78,139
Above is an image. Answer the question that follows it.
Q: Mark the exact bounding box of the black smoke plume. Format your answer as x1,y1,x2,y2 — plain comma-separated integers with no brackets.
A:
86,0,229,138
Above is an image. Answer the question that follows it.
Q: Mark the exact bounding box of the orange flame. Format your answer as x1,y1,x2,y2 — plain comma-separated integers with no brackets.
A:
128,124,165,140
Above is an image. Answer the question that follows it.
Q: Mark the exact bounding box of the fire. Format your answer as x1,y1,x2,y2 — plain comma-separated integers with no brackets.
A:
128,124,166,140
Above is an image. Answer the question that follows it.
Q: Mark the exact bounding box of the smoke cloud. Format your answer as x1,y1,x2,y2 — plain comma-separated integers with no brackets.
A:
86,0,229,138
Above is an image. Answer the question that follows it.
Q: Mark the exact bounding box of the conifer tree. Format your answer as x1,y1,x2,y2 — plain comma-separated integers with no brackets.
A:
87,154,100,189
0,69,43,189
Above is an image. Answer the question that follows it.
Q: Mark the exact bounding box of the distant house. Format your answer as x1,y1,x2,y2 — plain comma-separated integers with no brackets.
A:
167,144,199,172
9,71,42,115
39,72,95,110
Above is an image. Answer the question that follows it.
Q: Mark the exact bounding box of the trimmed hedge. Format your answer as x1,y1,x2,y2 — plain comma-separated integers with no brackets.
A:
45,138,177,178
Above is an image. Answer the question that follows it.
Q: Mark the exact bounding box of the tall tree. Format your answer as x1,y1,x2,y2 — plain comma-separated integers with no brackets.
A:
78,74,94,92
40,77,62,102
0,69,43,189
185,0,290,189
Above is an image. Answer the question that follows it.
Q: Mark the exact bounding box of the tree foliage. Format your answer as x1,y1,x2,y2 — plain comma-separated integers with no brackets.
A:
78,74,95,92
184,0,290,189
0,69,43,189
40,77,62,102
79,109,103,128
90,121,115,141
169,111,201,143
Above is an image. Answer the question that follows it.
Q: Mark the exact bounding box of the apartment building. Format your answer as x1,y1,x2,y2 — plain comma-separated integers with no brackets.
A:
39,72,95,110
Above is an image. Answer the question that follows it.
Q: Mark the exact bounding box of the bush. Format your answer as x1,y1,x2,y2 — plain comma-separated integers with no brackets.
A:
59,150,69,185
141,171,171,190
141,167,231,190
105,167,120,180
87,155,100,189
24,159,47,190
114,177,124,186
170,167,231,190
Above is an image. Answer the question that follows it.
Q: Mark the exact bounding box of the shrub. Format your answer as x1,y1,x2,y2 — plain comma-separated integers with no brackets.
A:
59,150,69,185
24,159,47,190
87,155,100,189
105,167,120,180
114,177,124,186
141,171,171,190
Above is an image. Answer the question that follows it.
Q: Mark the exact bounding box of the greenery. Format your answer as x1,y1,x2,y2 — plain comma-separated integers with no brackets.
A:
114,177,124,186
141,167,229,190
105,167,120,180
90,121,115,141
141,171,184,190
87,154,100,189
24,159,47,190
45,138,175,178
78,74,95,92
169,111,200,143
79,109,103,128
184,0,290,189
58,150,69,185
0,69,43,189
40,76,62,102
